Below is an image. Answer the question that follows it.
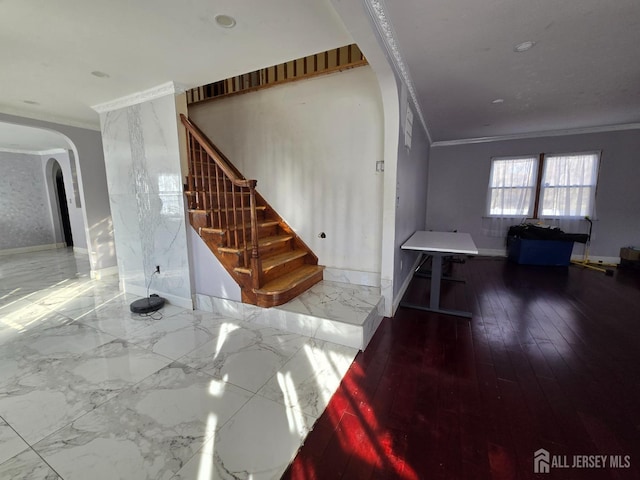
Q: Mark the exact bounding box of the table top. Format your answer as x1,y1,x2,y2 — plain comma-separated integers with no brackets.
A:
401,231,479,255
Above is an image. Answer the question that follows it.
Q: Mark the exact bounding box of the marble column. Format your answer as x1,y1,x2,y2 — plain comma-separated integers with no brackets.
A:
99,91,192,308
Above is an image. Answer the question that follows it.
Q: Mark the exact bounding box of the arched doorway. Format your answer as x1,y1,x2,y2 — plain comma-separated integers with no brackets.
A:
54,164,73,247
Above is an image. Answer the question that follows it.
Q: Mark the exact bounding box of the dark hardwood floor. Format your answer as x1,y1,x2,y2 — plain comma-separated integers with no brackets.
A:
282,256,640,480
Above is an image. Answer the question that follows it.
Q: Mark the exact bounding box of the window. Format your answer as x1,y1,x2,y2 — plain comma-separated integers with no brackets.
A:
487,151,600,218
539,153,599,217
487,156,538,216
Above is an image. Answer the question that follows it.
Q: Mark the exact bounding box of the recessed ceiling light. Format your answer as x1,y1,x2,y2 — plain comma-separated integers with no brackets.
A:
514,41,536,53
215,14,236,28
491,98,505,104
91,70,110,78
23,100,40,105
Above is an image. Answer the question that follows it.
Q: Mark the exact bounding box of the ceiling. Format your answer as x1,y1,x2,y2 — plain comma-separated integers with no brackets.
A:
1,0,639,151
0,123,70,153
0,0,351,151
384,0,640,142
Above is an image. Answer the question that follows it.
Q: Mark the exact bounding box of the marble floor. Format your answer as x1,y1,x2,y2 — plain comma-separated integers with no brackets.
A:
0,249,358,479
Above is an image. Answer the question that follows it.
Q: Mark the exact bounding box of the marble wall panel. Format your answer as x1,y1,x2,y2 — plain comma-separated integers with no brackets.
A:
100,95,192,305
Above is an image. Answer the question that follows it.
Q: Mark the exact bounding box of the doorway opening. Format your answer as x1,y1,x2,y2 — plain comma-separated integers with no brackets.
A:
54,165,73,247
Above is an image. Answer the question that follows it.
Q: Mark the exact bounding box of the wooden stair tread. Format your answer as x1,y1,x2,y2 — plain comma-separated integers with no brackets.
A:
218,234,292,254
255,265,324,295
234,249,308,275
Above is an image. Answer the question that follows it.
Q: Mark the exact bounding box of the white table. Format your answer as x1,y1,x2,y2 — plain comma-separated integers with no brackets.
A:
401,231,478,318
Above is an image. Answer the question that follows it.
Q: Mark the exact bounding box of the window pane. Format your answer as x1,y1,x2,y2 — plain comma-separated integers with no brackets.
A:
490,158,537,187
489,188,533,216
487,156,537,216
543,153,598,186
541,186,595,217
540,152,599,217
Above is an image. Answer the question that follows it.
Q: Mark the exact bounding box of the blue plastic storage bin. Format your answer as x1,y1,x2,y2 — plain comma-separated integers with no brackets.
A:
507,238,574,266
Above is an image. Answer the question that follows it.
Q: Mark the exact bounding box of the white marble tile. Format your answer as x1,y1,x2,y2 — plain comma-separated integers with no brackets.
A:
0,419,29,464
0,339,170,445
257,338,357,418
180,322,307,393
0,448,61,480
73,294,165,338
0,301,74,346
173,394,315,480
33,363,253,480
6,322,116,358
279,280,382,326
125,309,227,360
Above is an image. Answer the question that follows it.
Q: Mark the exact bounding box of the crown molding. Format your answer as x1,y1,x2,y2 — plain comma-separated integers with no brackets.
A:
91,81,188,114
431,123,640,147
0,147,67,155
0,106,100,131
363,0,432,144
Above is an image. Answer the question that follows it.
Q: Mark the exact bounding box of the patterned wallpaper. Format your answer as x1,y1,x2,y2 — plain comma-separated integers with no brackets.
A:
0,152,55,249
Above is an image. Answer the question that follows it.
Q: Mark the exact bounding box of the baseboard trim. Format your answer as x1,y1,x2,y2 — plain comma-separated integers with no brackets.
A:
73,247,89,255
0,243,66,256
392,255,423,316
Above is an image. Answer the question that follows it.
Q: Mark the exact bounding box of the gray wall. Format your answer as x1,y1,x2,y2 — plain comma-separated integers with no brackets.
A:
0,113,115,271
393,84,430,299
427,128,640,257
0,152,55,249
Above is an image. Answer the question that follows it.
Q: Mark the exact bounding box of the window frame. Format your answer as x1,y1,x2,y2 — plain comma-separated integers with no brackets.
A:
487,151,601,219
537,150,601,219
486,154,539,218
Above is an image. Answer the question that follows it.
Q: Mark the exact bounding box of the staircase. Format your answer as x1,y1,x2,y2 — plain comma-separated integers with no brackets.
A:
181,114,323,307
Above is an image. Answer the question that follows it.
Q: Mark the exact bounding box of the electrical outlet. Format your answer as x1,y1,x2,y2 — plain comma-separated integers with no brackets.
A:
155,265,160,274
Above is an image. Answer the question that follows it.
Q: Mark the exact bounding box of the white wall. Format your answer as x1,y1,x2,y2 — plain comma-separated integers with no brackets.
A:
0,152,55,249
190,66,385,276
427,128,640,258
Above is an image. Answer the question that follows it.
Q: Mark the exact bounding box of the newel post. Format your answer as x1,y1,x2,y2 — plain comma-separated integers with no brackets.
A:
248,181,262,290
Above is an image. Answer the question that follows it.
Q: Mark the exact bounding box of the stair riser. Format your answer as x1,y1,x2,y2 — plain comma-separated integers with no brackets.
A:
189,211,210,229
258,239,293,259
211,211,266,229
202,233,225,250
218,250,244,269
255,269,323,308
262,255,307,284
219,239,293,269
232,224,279,244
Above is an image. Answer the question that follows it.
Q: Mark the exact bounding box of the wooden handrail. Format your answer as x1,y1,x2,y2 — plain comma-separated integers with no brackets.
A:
180,114,253,188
